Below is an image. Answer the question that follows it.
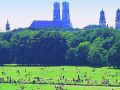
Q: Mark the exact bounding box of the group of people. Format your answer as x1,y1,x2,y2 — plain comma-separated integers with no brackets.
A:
0,67,120,89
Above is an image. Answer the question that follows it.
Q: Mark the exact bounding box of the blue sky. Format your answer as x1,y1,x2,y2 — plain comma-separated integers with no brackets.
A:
0,0,120,30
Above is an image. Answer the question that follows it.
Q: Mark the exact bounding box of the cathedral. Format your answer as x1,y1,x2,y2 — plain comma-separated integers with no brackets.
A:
29,1,72,29
2,3,120,31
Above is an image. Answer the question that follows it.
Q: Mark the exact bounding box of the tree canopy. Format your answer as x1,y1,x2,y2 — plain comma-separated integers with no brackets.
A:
0,28,120,68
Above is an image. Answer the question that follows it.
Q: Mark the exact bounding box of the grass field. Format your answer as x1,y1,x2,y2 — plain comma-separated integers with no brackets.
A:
0,66,120,90
0,84,120,90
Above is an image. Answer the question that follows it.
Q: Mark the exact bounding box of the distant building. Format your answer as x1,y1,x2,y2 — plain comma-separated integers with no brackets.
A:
83,25,102,30
115,8,120,30
83,9,108,30
99,9,106,28
30,1,72,30
6,20,10,31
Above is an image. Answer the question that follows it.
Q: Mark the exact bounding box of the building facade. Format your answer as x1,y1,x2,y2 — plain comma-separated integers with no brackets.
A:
30,1,72,30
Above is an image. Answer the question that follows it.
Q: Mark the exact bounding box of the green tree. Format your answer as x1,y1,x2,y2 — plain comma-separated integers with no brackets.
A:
75,41,90,65
88,45,107,67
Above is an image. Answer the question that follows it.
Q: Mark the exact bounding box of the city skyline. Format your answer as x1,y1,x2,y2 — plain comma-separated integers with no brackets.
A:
0,0,120,30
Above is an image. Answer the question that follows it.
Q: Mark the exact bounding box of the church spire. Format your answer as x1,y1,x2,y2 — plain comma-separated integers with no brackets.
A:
6,20,10,31
99,9,106,28
53,1,61,21
115,8,120,30
62,1,72,28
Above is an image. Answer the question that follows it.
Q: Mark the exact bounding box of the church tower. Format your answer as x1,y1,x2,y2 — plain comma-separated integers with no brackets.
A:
115,8,120,30
99,9,106,28
62,1,71,28
6,20,10,31
53,2,61,21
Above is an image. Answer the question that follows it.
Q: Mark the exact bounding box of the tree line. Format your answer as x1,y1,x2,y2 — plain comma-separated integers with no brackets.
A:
0,28,120,68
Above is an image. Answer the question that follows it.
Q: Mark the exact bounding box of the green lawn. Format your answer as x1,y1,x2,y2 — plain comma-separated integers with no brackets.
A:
0,66,120,90
0,84,119,90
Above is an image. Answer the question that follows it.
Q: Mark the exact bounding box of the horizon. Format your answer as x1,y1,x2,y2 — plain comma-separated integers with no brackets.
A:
0,0,120,31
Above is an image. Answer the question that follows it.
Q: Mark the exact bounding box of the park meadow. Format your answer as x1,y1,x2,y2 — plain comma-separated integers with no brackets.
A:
0,28,120,90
